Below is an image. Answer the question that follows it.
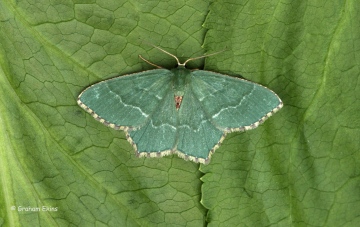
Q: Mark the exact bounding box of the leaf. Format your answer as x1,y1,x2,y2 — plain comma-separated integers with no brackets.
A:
1,0,359,227
0,0,208,226
201,0,360,226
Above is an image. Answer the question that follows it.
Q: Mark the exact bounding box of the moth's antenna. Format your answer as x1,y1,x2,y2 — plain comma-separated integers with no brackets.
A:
182,49,226,66
139,55,163,68
144,42,182,66
142,40,226,67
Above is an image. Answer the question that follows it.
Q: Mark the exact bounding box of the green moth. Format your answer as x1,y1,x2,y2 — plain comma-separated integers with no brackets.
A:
77,46,283,164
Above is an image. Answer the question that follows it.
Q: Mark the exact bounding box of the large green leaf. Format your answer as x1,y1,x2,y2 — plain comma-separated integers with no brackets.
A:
0,0,359,226
201,1,360,226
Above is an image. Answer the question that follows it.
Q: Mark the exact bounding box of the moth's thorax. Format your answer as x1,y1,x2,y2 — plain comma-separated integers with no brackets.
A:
171,67,191,110
171,67,191,96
